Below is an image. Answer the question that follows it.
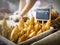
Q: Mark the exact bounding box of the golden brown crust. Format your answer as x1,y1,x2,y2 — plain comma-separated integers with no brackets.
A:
51,10,59,20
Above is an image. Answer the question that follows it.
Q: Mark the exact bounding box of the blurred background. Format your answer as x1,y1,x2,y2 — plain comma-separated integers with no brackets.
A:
0,0,60,13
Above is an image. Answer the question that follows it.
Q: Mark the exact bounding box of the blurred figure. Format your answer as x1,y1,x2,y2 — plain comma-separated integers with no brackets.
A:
11,0,53,21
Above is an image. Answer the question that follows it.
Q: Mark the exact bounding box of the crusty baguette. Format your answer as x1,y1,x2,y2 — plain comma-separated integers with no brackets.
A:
10,26,19,42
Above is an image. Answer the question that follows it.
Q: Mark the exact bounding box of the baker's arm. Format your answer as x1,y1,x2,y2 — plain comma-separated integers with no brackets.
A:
20,0,37,16
19,0,26,11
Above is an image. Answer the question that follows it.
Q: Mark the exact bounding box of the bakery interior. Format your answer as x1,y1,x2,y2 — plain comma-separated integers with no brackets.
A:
0,0,60,45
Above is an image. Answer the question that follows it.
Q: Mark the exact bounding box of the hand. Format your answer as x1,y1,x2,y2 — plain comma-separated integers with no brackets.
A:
13,15,28,22
13,15,22,22
9,10,29,22
9,10,22,22
9,12,28,22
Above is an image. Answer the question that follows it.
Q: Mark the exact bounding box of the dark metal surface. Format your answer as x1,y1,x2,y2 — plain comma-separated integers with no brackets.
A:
0,35,16,45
